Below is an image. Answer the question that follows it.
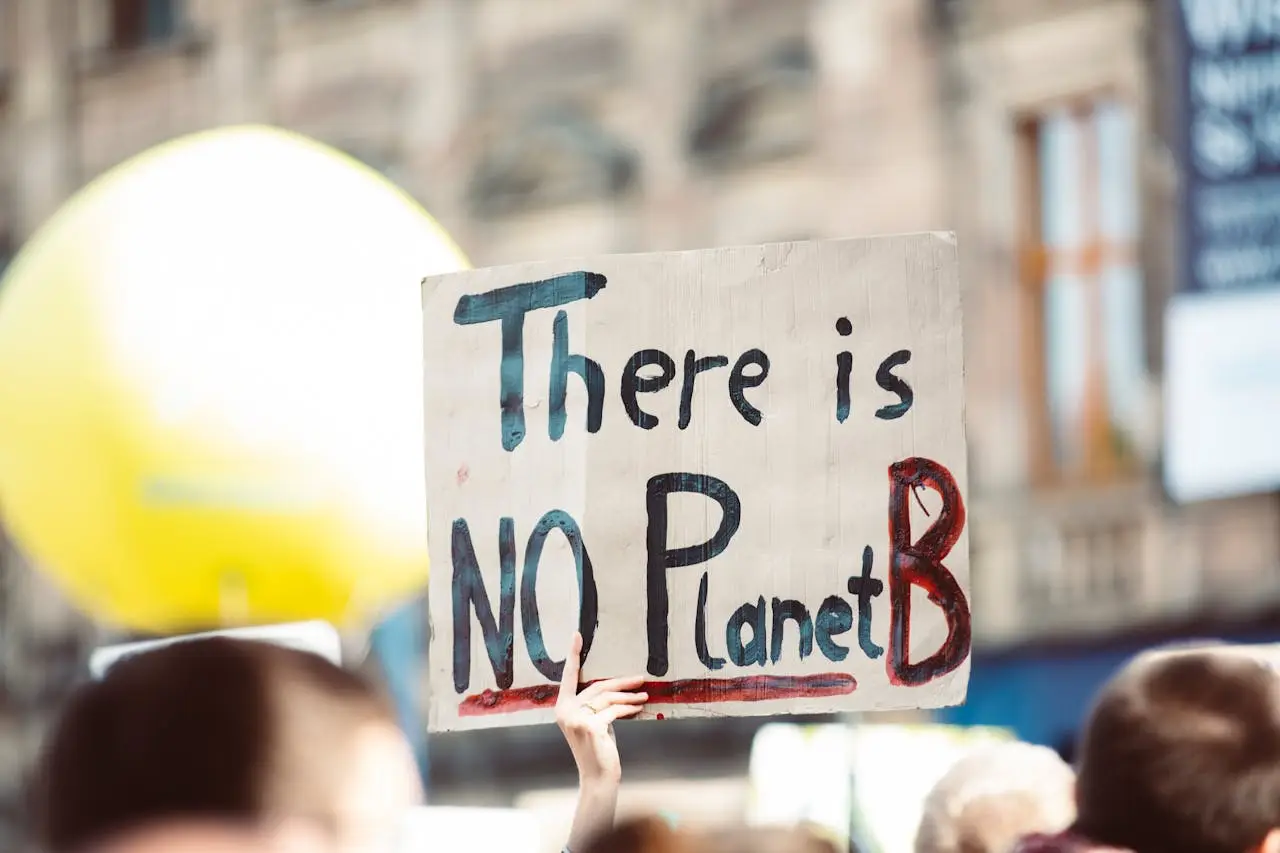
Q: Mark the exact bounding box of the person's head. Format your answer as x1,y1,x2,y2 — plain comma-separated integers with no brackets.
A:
581,817,841,853
33,636,422,853
85,821,320,853
915,741,1075,853
1073,645,1280,853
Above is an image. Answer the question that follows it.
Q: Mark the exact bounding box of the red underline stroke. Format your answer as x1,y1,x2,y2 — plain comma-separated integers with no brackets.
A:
458,672,858,717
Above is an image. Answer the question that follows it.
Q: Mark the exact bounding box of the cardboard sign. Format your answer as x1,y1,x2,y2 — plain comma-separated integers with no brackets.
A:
423,234,971,731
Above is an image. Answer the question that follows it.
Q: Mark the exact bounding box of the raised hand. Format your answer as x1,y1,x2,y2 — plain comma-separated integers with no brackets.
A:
556,632,648,853
555,632,648,784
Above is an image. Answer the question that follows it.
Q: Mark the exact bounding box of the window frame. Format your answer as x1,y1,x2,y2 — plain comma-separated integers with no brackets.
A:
1015,89,1144,488
107,0,182,54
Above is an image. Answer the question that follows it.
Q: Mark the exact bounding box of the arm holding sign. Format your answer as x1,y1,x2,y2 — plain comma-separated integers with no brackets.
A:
558,632,648,853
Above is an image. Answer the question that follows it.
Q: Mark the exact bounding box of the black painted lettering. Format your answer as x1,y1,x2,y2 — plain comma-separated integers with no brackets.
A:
520,510,599,682
875,350,914,420
450,518,516,692
453,271,607,451
769,598,814,664
621,349,677,429
726,597,767,667
549,310,605,440
645,473,743,676
696,571,727,670
678,350,730,430
836,317,853,423
815,595,853,662
728,349,770,426
848,545,885,660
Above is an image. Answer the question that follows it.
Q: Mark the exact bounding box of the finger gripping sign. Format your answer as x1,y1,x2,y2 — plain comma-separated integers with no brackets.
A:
423,234,971,731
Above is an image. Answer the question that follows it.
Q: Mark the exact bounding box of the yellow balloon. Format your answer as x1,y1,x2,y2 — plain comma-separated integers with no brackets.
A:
0,125,469,632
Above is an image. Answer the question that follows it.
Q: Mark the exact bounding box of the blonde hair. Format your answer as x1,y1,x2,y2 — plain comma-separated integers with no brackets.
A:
915,742,1075,853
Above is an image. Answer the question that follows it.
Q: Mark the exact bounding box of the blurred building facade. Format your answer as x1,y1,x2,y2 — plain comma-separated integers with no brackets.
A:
0,0,1278,842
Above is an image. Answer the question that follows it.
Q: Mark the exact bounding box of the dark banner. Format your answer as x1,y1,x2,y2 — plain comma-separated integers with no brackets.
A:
1176,0,1280,292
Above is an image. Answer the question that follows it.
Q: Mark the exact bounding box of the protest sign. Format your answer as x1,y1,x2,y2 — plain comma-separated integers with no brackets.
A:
422,234,970,731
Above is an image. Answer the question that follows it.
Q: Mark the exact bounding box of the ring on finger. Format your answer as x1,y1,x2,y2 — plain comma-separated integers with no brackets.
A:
587,699,605,713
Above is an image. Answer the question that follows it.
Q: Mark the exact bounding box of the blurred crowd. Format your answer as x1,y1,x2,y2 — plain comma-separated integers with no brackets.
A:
27,633,1280,853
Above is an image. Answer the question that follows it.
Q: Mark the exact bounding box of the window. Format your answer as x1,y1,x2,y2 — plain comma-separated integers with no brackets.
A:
1019,99,1145,485
687,39,816,170
109,0,180,52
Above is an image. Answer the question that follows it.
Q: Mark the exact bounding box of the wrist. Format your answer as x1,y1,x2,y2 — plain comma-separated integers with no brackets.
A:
581,763,619,783
568,772,621,853
577,768,622,791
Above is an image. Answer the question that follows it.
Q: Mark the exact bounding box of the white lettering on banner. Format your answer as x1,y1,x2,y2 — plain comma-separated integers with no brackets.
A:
421,235,971,732
1196,244,1280,288
1180,0,1280,291
1193,111,1257,178
1193,54,1280,110
1197,179,1280,231
1183,0,1280,54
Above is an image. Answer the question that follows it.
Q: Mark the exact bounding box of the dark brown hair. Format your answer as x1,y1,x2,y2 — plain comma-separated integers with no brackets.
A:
32,637,394,853
581,817,843,853
1074,647,1280,853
